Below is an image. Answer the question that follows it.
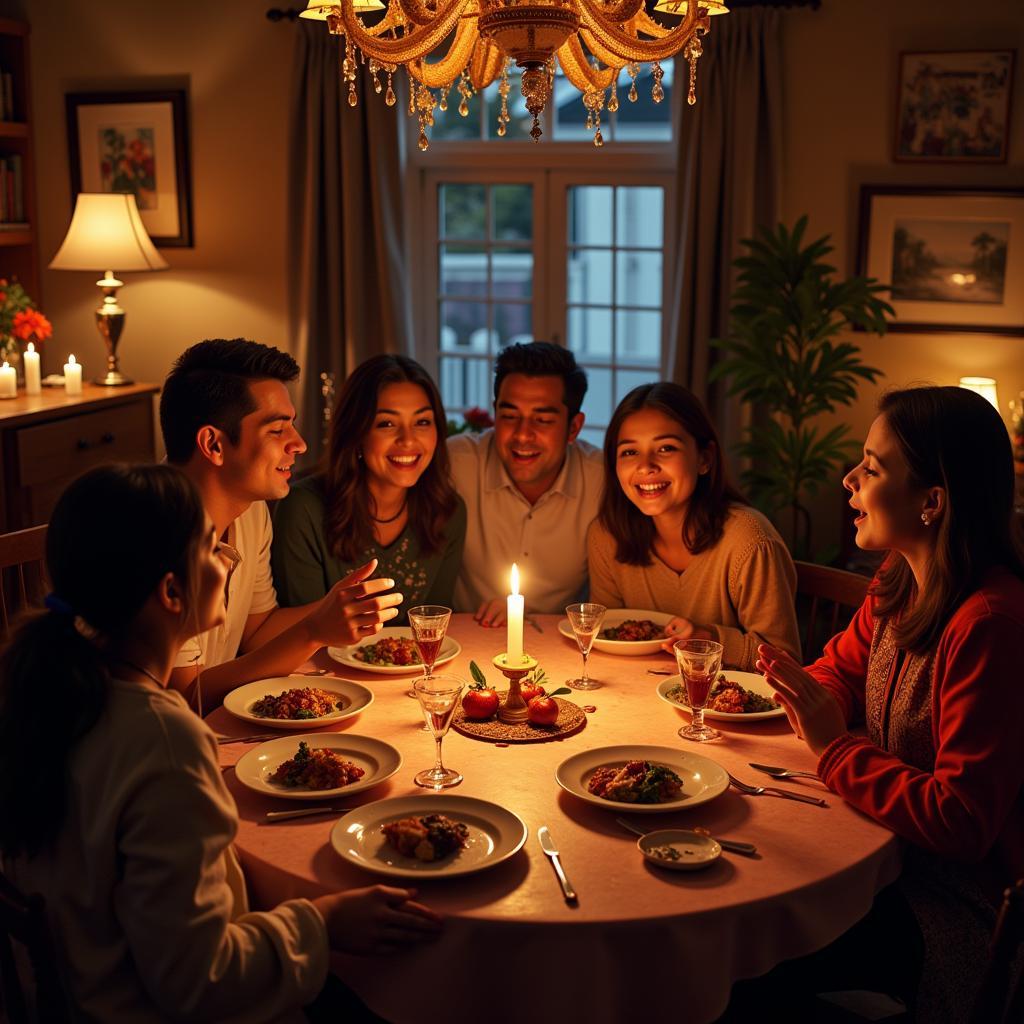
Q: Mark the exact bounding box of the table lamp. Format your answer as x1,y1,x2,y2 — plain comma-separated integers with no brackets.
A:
48,193,168,386
959,376,1000,412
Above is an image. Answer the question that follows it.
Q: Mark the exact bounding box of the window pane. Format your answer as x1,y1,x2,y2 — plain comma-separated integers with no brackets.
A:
615,368,661,404
440,244,487,297
567,306,613,364
616,250,662,307
493,185,533,241
581,366,613,430
431,89,484,141
578,426,606,448
569,186,613,247
440,355,490,410
492,248,533,299
614,63,673,142
552,72,592,142
441,300,489,349
615,309,662,365
616,187,663,248
440,183,486,239
494,303,532,347
567,248,613,305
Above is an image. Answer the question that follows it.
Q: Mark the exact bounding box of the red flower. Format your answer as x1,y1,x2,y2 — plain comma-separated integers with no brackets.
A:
463,406,494,431
12,309,53,342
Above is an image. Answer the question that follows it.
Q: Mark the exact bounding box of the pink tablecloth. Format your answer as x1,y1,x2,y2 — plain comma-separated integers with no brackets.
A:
210,614,901,1024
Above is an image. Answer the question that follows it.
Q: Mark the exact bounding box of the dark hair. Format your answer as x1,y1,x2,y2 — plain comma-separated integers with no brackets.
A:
871,386,1024,653
598,382,746,564
0,464,207,859
160,338,300,464
493,341,588,420
324,355,457,561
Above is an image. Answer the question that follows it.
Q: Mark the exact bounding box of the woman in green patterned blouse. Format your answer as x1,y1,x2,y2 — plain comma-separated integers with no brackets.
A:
271,355,466,621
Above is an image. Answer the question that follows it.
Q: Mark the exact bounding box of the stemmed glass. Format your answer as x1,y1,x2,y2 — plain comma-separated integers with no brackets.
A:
407,604,451,699
674,638,724,742
413,674,465,790
565,602,606,691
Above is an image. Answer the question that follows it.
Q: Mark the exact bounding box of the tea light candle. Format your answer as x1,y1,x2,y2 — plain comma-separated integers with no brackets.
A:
507,563,524,664
64,354,82,396
0,360,15,398
23,342,40,395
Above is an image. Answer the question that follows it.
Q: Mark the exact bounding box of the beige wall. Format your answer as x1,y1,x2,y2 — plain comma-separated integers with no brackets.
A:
21,0,296,399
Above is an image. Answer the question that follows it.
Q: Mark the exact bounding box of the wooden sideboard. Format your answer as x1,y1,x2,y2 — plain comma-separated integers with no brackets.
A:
0,382,159,532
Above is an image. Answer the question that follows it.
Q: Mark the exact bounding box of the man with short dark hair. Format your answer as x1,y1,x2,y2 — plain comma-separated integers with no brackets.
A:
448,341,603,624
161,339,402,708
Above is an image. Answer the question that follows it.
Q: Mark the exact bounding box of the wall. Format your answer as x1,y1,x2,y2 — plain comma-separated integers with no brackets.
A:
19,0,296,402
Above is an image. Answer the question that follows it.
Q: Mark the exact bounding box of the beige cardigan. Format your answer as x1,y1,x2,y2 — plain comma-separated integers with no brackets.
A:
587,505,800,670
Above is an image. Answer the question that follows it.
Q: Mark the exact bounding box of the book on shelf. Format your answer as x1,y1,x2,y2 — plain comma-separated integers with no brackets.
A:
1,73,13,122
0,155,25,224
0,221,28,231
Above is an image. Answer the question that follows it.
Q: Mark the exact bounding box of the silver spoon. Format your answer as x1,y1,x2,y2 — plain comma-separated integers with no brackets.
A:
748,762,820,781
615,817,757,856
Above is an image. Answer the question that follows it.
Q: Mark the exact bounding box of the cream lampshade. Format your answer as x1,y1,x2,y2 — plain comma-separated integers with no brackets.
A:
49,193,168,387
959,376,1000,412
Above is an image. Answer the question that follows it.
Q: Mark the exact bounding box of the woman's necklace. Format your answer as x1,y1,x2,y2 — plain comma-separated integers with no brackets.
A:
370,499,407,524
114,659,166,688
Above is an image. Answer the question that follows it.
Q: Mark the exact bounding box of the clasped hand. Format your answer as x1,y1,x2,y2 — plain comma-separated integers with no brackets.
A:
313,885,442,956
658,616,714,654
305,559,404,647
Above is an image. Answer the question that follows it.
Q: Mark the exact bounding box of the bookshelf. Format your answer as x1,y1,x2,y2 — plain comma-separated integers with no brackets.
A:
0,19,37,300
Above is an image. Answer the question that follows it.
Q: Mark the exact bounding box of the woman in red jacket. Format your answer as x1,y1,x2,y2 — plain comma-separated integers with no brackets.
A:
756,386,1024,1022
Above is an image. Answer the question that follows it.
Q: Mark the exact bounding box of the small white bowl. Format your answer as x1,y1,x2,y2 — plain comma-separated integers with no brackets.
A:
637,829,722,871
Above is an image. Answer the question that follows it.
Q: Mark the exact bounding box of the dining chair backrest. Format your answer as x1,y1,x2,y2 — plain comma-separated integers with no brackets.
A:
969,878,1024,1024
0,870,71,1024
0,525,47,640
794,560,870,663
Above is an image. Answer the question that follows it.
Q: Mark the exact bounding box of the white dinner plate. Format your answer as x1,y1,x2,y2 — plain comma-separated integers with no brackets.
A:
234,733,402,801
558,608,673,656
555,745,729,814
328,627,461,676
223,675,374,730
331,795,528,879
656,671,786,722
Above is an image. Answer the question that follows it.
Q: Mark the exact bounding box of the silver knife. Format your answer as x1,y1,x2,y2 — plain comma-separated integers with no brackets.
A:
264,806,352,822
538,826,577,903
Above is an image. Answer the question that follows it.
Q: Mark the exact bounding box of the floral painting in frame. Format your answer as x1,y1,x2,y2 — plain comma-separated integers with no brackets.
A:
894,50,1015,163
65,89,193,247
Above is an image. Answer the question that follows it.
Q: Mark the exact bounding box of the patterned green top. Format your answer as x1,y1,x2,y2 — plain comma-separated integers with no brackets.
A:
270,474,467,622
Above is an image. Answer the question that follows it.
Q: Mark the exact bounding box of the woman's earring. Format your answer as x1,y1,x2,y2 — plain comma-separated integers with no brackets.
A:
921,513,930,525
357,450,363,460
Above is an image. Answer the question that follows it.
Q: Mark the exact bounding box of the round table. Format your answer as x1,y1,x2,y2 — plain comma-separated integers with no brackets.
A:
210,614,901,1024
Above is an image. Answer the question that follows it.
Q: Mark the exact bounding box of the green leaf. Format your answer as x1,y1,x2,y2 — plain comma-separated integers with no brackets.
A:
469,660,487,686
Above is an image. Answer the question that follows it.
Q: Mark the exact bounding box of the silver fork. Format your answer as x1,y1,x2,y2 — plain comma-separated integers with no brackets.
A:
748,762,820,781
727,772,828,807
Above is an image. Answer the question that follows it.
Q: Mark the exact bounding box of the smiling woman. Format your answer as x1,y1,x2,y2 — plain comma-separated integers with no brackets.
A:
271,355,466,619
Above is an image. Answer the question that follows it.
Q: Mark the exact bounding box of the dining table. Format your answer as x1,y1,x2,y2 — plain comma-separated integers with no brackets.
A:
208,613,903,1024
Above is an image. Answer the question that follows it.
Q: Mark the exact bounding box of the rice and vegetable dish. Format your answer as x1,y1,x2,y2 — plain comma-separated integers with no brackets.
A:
269,741,365,790
667,675,780,714
251,686,346,720
353,636,422,666
587,760,683,804
599,619,664,642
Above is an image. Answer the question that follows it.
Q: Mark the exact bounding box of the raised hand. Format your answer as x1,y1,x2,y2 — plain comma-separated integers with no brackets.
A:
304,559,404,648
314,885,442,955
658,616,713,654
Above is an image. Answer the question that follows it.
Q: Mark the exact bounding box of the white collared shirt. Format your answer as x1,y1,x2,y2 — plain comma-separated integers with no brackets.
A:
448,430,605,614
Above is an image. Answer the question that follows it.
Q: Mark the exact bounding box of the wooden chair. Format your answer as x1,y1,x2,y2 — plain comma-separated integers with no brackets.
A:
0,526,47,639
0,870,71,1024
970,878,1024,1024
794,560,870,663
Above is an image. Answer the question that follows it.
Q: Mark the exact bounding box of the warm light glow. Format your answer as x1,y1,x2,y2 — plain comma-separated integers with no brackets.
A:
48,194,168,273
949,272,977,287
68,354,77,366
27,342,35,353
510,563,520,597
959,376,1000,412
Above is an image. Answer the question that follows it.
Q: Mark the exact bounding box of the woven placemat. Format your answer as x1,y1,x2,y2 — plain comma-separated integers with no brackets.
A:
452,697,587,744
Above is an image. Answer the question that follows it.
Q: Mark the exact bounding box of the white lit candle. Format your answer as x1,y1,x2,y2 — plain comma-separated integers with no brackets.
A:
0,360,15,398
64,354,82,396
23,342,40,395
507,563,524,665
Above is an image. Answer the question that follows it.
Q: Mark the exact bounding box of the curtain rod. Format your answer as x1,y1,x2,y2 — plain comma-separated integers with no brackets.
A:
267,0,819,19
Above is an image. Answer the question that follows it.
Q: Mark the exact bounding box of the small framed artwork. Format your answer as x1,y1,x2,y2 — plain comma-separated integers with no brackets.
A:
65,89,193,247
857,186,1024,336
894,50,1015,163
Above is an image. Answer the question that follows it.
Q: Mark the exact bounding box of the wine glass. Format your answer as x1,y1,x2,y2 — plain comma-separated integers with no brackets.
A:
565,602,606,691
412,674,465,790
674,638,724,742
407,604,451,699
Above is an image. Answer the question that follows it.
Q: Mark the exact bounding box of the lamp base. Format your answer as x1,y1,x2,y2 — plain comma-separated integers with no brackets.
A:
94,370,134,387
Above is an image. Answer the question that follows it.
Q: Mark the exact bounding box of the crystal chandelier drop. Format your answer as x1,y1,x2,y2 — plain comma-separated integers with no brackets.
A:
301,0,728,150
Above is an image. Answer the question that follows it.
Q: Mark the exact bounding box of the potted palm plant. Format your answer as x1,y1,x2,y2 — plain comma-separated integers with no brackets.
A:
710,217,892,560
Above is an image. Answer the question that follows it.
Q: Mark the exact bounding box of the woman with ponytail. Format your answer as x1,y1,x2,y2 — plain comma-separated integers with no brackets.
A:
0,464,439,1021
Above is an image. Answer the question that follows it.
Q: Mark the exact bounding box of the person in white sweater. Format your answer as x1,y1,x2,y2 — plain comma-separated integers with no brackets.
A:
0,464,440,1022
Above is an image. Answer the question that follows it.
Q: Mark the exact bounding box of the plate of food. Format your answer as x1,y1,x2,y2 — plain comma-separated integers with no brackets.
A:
656,671,786,721
234,733,402,801
558,608,673,656
328,627,461,675
330,795,528,879
554,745,728,813
223,675,374,730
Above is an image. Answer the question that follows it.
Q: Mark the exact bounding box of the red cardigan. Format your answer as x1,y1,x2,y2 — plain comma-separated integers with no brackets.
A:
810,567,1024,894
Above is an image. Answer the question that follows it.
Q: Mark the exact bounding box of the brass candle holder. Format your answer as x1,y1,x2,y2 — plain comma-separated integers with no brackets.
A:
493,652,538,724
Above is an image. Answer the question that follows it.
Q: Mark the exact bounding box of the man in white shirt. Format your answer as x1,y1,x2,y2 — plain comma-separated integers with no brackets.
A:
448,342,604,625
160,339,403,708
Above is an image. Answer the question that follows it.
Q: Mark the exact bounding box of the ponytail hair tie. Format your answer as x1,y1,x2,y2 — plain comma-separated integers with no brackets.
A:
44,593,99,641
44,593,74,616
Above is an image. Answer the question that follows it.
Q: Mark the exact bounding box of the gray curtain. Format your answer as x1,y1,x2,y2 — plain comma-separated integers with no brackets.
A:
288,21,413,455
666,8,783,454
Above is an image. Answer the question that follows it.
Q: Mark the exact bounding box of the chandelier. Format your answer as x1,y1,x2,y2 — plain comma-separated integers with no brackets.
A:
300,0,727,149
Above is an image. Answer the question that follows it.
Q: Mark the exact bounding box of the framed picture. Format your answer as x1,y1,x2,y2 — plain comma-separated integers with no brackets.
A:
894,50,1015,163
857,186,1024,336
65,89,193,247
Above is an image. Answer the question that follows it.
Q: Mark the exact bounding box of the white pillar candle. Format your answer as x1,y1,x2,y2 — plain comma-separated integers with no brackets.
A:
23,342,40,395
507,562,524,664
0,360,15,398
64,354,82,396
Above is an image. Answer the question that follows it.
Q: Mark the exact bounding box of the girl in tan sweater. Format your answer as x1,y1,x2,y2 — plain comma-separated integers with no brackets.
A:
588,382,799,670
